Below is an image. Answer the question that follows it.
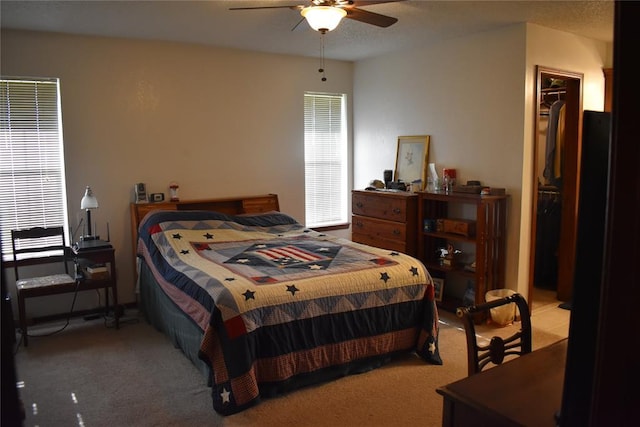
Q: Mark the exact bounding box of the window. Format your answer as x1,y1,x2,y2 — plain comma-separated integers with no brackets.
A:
0,78,69,260
304,92,348,228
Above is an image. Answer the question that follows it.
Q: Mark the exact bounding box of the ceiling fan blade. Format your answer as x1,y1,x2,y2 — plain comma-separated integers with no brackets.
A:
229,1,403,29
229,5,301,11
350,1,403,5
344,7,398,27
291,16,306,31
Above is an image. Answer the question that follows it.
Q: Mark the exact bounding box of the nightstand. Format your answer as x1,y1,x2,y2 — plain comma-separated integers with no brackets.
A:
72,240,119,329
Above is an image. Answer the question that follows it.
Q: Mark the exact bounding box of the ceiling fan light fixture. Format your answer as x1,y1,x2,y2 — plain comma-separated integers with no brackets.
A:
301,6,347,33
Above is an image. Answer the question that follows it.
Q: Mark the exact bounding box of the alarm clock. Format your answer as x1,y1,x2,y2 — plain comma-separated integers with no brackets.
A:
150,193,165,202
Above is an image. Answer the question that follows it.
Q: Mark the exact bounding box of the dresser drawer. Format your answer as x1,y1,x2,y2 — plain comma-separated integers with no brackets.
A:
352,192,411,222
352,215,409,251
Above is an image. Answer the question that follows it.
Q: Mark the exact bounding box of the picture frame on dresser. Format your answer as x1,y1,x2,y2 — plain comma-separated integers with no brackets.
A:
432,277,444,302
394,135,430,190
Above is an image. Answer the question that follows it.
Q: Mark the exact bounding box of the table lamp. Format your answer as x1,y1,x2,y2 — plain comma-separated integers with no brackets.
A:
80,186,99,240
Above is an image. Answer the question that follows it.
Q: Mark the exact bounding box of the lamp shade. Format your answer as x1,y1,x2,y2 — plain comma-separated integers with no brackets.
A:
80,186,99,209
301,6,347,32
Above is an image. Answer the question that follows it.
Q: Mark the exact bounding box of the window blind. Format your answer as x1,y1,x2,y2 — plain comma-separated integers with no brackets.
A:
304,92,347,228
0,78,69,259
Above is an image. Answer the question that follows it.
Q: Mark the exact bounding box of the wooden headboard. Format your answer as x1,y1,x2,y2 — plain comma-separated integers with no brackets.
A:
129,194,279,282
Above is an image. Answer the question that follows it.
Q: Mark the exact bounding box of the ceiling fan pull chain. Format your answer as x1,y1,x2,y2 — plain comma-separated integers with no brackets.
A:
319,33,327,81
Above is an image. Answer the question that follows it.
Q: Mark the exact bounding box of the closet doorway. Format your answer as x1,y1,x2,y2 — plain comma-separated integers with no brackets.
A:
529,66,583,305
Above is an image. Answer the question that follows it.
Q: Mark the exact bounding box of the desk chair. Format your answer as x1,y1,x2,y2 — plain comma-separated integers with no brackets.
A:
456,292,532,376
12,226,77,347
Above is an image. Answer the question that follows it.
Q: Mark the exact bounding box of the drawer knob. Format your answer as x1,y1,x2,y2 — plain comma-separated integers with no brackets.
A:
356,202,364,208
393,208,401,214
355,221,363,228
393,229,401,235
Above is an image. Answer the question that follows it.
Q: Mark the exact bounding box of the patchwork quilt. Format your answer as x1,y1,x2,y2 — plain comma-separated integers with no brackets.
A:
137,209,442,415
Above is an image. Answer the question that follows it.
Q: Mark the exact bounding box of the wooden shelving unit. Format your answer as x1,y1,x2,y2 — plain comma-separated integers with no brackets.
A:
417,191,507,312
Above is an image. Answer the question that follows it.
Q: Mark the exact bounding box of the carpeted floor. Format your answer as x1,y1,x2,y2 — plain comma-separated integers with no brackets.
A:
12,309,565,427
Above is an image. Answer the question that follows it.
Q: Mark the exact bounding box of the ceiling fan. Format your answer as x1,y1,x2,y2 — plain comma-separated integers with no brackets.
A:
229,1,402,33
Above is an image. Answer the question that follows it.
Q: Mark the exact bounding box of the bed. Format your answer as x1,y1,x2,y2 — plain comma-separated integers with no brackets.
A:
131,194,442,415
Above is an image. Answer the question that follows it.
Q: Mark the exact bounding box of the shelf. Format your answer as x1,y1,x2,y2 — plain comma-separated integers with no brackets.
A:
418,191,505,202
426,262,476,278
421,230,476,243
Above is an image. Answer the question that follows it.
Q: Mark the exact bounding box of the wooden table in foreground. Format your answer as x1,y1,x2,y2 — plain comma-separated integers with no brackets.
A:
436,338,568,427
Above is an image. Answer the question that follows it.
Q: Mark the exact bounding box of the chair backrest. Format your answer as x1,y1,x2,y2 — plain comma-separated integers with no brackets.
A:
456,292,532,376
11,226,70,280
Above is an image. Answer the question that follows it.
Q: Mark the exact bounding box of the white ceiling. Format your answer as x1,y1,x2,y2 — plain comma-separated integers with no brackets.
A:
0,1,615,61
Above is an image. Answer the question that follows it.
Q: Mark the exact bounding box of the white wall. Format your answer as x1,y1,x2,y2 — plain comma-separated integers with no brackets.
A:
354,23,608,297
354,24,527,296
1,29,354,317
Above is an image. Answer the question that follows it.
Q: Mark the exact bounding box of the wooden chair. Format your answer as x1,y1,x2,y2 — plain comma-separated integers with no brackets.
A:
11,226,77,347
456,292,532,376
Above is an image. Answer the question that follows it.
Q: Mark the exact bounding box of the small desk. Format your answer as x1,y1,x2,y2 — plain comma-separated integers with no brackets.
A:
437,339,567,427
72,243,119,329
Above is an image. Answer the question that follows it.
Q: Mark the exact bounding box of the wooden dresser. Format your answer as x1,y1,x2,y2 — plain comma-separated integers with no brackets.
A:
351,190,418,256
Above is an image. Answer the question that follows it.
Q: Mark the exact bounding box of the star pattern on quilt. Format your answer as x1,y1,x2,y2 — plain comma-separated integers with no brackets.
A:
243,290,256,300
220,387,231,404
225,277,235,282
172,233,182,239
204,232,214,239
181,249,189,255
422,337,438,355
287,285,299,296
410,266,419,276
389,251,400,256
380,272,390,283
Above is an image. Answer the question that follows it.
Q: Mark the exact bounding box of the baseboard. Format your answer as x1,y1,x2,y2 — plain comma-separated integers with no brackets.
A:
26,302,138,326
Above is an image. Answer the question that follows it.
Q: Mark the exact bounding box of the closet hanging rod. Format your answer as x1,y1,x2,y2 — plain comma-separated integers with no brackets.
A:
541,88,566,95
